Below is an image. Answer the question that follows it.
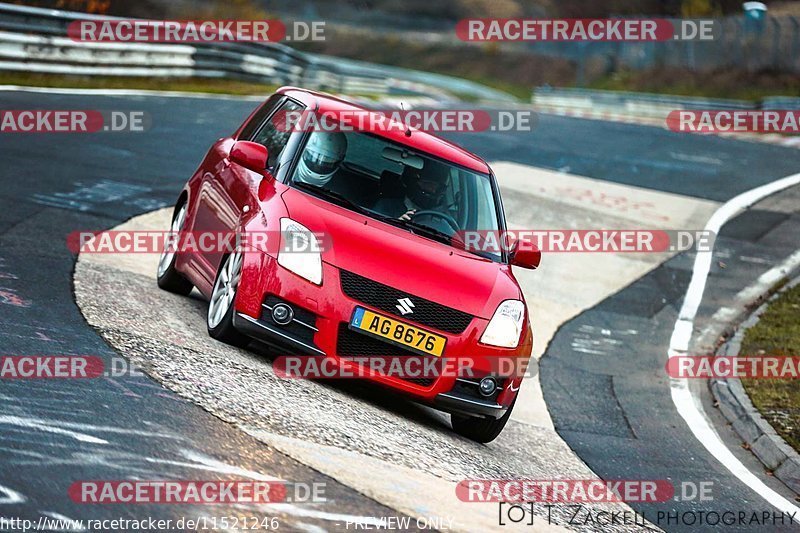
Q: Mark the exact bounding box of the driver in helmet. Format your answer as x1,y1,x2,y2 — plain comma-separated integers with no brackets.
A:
374,164,450,221
294,131,348,187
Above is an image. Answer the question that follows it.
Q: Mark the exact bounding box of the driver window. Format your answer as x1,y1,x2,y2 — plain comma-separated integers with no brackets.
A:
252,100,303,172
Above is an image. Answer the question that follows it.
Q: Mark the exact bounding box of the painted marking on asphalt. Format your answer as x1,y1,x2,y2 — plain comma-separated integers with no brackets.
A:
669,151,723,166
739,255,773,265
0,259,29,307
0,446,49,460
177,450,284,482
0,289,30,308
35,331,56,342
668,172,800,515
491,161,719,226
31,180,152,212
0,416,182,443
571,324,638,356
0,416,108,445
104,377,142,399
0,484,26,504
734,250,800,303
166,451,387,527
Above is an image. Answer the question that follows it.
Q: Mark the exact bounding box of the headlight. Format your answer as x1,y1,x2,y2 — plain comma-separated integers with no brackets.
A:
480,300,525,348
277,218,322,285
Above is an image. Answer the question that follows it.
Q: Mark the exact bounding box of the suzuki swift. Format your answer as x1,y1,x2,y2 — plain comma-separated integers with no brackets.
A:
156,87,540,442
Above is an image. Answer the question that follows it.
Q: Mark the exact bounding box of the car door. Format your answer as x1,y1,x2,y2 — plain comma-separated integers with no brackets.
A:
192,96,304,284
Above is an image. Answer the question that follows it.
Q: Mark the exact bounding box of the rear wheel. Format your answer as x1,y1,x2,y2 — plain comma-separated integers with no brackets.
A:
451,398,516,443
157,202,193,295
207,251,250,348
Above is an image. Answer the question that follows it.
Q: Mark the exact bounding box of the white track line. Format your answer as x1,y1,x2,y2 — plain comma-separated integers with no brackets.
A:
668,172,800,514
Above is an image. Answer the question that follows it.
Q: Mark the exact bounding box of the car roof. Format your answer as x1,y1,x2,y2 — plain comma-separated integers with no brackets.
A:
276,86,491,174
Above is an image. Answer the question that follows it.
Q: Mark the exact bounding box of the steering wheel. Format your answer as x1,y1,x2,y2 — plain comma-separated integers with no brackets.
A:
411,210,460,234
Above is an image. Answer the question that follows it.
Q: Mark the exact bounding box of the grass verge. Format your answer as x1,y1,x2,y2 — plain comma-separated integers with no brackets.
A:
740,282,800,453
588,68,800,101
0,73,279,96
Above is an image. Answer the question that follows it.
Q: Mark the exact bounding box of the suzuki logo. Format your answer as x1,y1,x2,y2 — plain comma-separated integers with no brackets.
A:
396,297,415,315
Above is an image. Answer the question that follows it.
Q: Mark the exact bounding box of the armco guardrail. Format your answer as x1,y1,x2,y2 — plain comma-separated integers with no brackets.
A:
0,30,199,77
0,1,515,101
0,2,387,95
532,87,800,120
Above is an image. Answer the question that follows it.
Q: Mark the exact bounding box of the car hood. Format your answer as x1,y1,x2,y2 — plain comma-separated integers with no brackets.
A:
281,188,521,319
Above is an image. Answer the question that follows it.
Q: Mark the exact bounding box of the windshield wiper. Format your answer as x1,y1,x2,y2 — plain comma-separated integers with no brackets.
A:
400,220,463,248
293,181,373,216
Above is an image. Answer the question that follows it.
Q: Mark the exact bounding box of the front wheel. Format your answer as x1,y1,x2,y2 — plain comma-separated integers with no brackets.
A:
207,251,250,348
451,398,516,443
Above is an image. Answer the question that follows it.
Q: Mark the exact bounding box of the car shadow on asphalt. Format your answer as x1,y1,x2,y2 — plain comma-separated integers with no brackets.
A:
184,290,455,437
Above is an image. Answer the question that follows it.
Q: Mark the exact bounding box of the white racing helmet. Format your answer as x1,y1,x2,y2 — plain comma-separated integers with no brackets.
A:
294,131,347,187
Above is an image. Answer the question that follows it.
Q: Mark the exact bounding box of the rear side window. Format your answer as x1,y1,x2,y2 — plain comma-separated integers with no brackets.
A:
251,100,304,172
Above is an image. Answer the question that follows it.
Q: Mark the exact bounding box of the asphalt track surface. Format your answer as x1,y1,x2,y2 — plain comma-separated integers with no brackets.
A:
1,88,800,531
541,207,800,531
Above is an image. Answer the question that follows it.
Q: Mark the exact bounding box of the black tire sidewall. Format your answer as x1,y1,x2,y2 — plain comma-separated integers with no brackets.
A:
156,201,193,295
207,253,249,347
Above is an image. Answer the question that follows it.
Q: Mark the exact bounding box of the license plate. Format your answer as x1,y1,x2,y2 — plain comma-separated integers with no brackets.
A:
349,307,446,357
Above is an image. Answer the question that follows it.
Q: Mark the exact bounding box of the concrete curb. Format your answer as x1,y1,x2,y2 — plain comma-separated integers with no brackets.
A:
711,276,800,496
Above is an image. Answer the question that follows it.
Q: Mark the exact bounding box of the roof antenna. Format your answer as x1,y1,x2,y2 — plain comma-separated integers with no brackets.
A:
400,102,412,137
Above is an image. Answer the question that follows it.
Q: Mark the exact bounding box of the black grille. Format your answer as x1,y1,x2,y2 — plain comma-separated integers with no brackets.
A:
339,270,473,334
337,324,438,387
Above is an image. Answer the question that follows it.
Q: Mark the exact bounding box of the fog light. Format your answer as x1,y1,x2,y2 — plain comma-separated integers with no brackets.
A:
271,303,294,326
479,377,497,397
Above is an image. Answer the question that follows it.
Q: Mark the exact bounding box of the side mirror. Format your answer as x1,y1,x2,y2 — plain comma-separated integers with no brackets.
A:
510,240,541,269
230,141,269,176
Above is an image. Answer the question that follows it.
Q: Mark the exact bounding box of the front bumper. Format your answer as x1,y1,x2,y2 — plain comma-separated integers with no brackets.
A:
233,312,325,356
233,251,531,414
435,391,507,419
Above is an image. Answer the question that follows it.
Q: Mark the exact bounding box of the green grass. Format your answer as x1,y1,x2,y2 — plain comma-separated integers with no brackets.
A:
740,282,800,453
0,73,280,95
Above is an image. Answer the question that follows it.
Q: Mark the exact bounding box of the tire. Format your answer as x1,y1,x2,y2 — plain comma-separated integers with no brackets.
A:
156,201,194,295
207,251,250,348
451,398,516,443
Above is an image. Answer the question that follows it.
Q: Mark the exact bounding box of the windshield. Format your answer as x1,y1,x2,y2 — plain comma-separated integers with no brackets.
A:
288,130,503,260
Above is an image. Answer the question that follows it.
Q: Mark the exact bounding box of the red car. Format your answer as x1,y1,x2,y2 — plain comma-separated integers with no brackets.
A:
156,87,540,442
